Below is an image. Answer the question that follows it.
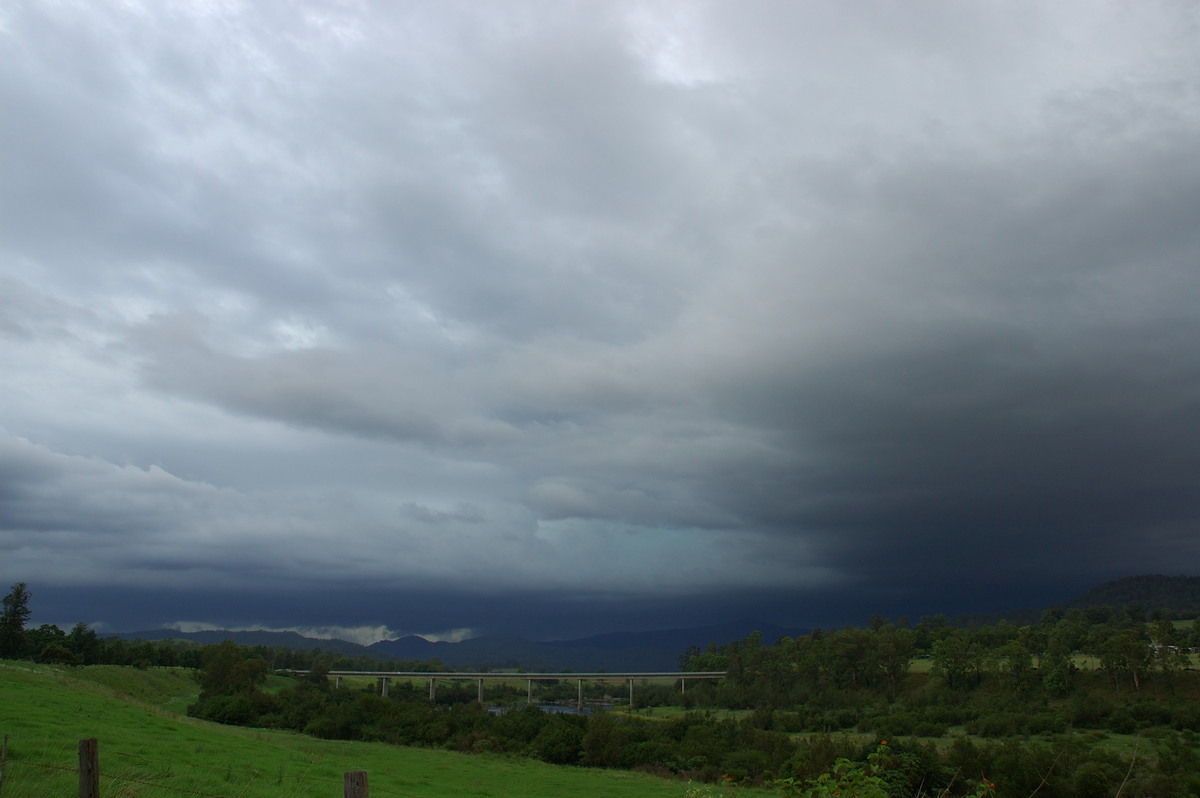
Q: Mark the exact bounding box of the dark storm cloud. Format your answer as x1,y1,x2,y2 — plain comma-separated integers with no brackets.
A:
698,127,1200,590
3,0,1200,639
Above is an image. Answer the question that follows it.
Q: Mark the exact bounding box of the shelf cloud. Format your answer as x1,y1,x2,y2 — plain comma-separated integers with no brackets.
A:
4,0,1200,639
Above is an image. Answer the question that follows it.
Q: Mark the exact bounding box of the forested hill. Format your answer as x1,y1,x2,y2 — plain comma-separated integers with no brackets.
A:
944,574,1200,629
113,628,372,656
1058,574,1200,616
113,620,810,672
367,620,810,671
109,574,1199,670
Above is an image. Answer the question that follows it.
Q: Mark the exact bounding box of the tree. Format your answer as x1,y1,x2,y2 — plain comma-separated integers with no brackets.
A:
0,582,32,658
39,642,80,665
993,639,1033,690
581,712,629,768
198,640,269,697
871,626,916,700
531,715,585,764
930,631,979,689
67,623,102,665
25,623,66,661
825,627,874,689
1098,627,1150,692
1149,618,1188,687
305,656,332,691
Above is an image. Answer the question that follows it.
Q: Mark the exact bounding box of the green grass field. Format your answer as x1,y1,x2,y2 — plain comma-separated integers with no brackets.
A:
0,661,763,798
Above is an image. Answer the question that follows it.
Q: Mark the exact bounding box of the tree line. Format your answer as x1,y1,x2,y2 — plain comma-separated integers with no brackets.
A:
7,582,1200,796
180,609,1200,796
0,582,447,672
680,609,1200,719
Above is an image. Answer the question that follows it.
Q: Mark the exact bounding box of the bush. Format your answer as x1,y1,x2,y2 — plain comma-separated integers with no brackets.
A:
1070,692,1113,728
1028,711,1067,735
1107,708,1137,734
721,748,772,784
911,722,947,738
38,643,80,665
530,716,585,764
1130,701,1172,727
194,695,258,726
965,712,1025,738
864,712,919,737
1071,759,1125,798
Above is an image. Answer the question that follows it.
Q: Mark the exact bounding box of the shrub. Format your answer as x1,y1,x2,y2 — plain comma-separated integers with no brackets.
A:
196,695,258,726
1107,708,1137,734
530,715,584,765
1069,692,1113,728
911,722,947,738
38,643,80,665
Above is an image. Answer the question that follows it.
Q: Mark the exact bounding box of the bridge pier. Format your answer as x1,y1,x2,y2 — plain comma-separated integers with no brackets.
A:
335,676,343,689
293,670,725,712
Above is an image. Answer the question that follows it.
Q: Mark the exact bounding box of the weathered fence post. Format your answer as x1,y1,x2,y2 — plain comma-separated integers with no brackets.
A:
79,738,99,798
344,770,369,798
1,733,9,792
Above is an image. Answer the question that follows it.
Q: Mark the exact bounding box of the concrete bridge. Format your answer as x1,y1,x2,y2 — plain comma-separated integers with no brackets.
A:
289,670,727,712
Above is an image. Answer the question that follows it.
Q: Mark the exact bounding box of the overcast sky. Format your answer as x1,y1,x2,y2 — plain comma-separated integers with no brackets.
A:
3,1,1200,644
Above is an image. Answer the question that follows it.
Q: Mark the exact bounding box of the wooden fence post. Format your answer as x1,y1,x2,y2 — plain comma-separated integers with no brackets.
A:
79,738,99,798
344,770,369,798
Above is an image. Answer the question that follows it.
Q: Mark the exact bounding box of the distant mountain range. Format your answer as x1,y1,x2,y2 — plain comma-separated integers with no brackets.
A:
113,574,1199,671
114,620,809,672
367,620,810,671
114,628,370,656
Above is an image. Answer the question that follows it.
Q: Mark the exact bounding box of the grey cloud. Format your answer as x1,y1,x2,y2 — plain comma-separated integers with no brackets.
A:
399,502,486,525
0,428,792,604
4,0,1200,637
526,480,600,520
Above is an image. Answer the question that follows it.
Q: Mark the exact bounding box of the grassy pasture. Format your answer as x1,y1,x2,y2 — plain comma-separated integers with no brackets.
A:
0,661,759,798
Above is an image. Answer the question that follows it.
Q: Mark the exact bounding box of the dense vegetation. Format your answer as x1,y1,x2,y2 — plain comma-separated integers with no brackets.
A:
8,581,1200,796
1061,576,1200,618
178,610,1200,796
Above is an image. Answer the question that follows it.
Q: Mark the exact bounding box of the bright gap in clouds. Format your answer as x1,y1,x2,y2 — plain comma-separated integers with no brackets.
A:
165,622,477,646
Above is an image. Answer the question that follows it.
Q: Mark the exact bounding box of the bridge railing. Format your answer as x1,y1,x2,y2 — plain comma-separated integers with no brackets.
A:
283,670,727,710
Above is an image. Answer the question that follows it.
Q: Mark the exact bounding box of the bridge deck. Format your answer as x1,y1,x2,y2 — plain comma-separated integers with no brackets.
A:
287,670,726,707
294,670,726,680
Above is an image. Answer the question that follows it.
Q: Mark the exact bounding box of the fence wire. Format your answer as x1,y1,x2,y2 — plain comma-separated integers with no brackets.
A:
2,742,426,798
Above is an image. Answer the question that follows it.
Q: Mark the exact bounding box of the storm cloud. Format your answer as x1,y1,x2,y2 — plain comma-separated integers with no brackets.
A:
3,0,1200,639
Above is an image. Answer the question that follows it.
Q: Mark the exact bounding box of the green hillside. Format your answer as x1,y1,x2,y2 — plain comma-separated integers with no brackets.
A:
0,661,750,798
1060,574,1200,617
